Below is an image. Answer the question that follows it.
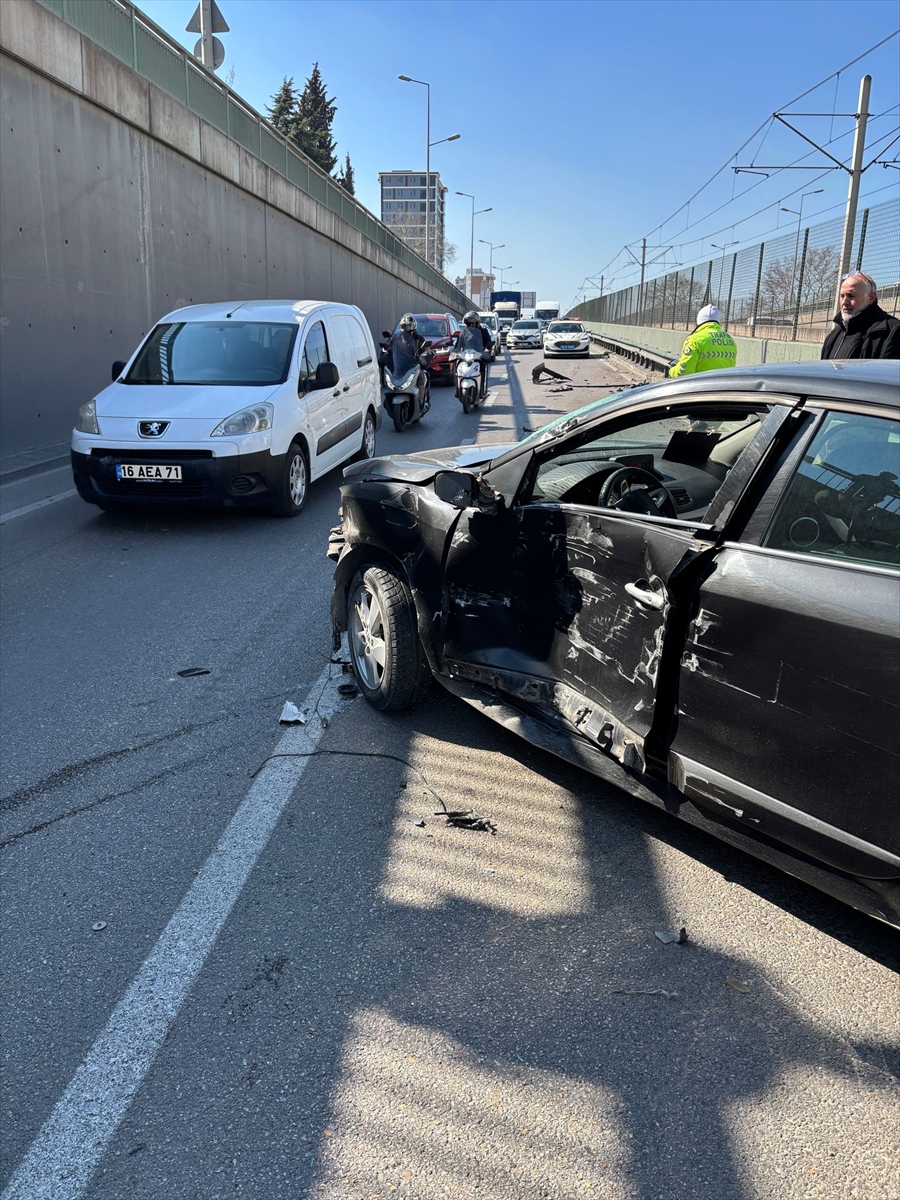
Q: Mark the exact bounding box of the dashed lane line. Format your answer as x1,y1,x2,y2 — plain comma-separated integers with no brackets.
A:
0,490,78,525
1,661,345,1200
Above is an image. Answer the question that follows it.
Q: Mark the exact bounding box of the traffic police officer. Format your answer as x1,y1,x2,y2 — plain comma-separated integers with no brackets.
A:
668,305,737,377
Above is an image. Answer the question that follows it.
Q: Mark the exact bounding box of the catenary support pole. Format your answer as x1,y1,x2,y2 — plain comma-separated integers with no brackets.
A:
836,74,871,305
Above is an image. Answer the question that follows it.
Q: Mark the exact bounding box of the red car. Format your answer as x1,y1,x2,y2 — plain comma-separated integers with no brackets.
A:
392,313,460,386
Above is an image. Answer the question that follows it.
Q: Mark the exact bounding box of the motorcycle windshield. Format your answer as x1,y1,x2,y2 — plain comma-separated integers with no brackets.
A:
389,333,420,377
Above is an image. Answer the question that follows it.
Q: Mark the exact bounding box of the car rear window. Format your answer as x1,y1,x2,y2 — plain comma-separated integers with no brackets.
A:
394,317,449,339
127,322,297,386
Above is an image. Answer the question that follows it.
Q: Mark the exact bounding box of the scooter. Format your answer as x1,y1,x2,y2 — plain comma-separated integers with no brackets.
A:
380,333,433,432
452,349,486,414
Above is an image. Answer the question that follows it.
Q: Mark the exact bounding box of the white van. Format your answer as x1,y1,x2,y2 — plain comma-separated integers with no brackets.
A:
71,300,382,516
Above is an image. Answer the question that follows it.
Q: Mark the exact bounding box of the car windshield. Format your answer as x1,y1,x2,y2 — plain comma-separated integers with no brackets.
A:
126,322,297,386
548,322,584,333
535,311,558,321
513,321,540,329
480,316,497,329
394,317,448,339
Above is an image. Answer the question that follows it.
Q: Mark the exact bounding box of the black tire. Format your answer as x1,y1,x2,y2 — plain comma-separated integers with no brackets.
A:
347,565,431,710
271,440,308,517
392,401,408,433
350,409,377,463
462,389,471,414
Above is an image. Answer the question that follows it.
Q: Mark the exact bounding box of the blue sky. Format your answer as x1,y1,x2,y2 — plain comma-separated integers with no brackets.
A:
139,0,899,309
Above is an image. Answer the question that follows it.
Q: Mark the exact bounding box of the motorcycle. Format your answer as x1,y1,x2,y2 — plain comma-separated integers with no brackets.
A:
380,332,433,432
452,349,486,414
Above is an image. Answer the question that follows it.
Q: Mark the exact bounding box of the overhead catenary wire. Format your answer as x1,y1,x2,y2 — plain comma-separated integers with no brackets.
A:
585,30,899,289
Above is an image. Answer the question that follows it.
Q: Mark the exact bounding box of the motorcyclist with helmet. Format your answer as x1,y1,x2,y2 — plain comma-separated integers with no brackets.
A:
454,311,493,398
380,314,427,389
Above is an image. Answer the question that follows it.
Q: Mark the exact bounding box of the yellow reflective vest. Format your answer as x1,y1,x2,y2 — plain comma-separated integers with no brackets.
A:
668,321,737,378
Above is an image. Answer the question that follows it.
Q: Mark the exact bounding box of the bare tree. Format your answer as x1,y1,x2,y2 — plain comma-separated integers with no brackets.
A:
384,213,457,272
802,245,839,304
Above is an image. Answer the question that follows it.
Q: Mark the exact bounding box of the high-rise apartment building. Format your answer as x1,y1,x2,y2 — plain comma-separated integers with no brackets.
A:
379,171,448,272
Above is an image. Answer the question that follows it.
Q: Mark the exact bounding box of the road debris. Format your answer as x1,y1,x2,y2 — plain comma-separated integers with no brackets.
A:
91,921,107,932
278,701,307,725
613,988,678,999
549,384,574,393
434,804,497,834
177,667,210,677
655,927,688,945
725,976,751,993
337,682,359,697
407,818,426,828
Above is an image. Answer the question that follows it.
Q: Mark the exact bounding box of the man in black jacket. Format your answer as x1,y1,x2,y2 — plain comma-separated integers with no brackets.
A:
821,273,900,359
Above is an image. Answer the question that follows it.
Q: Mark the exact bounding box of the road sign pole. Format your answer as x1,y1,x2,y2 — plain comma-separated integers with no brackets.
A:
199,0,214,69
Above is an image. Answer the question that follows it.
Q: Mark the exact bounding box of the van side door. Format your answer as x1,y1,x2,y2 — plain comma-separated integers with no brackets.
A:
297,319,343,474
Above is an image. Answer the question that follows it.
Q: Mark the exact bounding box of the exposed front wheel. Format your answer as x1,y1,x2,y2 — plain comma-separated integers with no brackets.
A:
271,440,308,517
392,401,408,433
347,565,431,710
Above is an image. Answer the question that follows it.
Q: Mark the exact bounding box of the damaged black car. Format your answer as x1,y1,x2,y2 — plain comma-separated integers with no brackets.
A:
328,362,900,927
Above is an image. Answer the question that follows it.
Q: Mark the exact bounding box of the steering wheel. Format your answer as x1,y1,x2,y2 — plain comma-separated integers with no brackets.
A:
598,466,678,519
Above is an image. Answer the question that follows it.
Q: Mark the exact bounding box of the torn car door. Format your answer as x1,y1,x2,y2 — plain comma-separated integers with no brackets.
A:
443,500,715,772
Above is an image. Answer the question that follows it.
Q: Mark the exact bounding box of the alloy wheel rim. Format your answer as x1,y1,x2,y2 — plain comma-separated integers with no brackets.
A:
349,583,386,690
289,453,306,507
364,416,376,458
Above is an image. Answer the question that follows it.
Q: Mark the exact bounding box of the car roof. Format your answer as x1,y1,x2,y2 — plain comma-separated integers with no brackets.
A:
644,360,900,409
160,300,348,324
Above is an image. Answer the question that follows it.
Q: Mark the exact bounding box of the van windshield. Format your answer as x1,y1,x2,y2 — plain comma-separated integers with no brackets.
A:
126,322,297,385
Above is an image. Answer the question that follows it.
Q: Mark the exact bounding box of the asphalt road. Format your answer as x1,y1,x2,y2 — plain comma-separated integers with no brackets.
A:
1,346,898,1200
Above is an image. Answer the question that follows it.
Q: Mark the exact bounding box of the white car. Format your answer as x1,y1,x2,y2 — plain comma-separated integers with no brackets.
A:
71,300,382,517
543,320,591,357
506,319,543,350
477,311,502,359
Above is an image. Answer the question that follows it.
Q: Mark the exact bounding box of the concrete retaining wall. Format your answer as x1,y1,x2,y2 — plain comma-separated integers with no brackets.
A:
0,0,468,469
583,322,823,367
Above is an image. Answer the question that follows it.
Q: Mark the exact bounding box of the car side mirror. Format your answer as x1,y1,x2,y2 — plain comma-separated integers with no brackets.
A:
422,340,433,348
112,360,126,381
304,361,340,392
434,470,478,509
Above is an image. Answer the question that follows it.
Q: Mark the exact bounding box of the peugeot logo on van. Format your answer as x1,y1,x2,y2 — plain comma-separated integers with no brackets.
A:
138,420,170,438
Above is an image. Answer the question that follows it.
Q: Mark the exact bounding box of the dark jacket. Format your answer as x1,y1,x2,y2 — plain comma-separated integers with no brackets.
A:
821,302,900,360
456,324,492,355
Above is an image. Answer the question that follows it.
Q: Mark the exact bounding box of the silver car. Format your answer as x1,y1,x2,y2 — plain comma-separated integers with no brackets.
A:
506,319,543,350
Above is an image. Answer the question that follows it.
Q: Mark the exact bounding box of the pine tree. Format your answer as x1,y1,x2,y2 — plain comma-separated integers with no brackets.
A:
292,63,338,175
336,153,355,196
266,77,298,138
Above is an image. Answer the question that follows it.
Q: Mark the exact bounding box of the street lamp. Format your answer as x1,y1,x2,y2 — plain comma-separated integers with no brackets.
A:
427,133,460,267
398,77,459,267
456,191,492,300
496,265,512,289
711,241,738,309
781,189,824,310
479,240,505,292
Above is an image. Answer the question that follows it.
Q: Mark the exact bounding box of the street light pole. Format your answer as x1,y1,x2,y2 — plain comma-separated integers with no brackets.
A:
781,188,823,311
479,240,505,293
398,76,431,264
456,191,492,301
496,265,512,290
710,241,738,308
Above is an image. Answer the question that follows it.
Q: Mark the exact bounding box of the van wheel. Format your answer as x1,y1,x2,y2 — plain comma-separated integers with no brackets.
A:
347,565,431,710
271,441,308,517
351,409,377,463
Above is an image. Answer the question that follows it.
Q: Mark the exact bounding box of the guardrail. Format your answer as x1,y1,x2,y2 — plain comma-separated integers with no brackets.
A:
588,331,671,373
33,0,471,312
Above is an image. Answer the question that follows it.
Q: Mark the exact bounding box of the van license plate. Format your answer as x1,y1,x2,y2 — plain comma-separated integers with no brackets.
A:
115,464,182,481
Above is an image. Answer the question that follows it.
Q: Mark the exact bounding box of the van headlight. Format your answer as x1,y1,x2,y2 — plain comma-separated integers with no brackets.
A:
76,399,100,434
210,402,274,437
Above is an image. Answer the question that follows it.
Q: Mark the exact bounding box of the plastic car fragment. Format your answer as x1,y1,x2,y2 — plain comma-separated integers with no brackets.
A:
655,927,688,945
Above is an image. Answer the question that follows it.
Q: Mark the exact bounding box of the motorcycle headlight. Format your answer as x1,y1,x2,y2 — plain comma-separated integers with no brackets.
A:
210,402,274,437
76,399,100,434
463,351,477,363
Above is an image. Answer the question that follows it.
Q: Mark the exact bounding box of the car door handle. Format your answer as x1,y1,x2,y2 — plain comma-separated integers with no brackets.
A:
333,389,341,397
342,385,350,392
625,581,664,609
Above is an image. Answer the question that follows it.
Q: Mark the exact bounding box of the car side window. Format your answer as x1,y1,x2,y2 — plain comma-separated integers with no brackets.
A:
526,404,766,516
299,322,330,389
762,411,900,569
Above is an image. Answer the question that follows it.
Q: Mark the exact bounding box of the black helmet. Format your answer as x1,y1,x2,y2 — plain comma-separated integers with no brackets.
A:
464,311,480,325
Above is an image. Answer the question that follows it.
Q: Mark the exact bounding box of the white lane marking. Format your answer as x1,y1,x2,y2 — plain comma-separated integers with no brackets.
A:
1,662,345,1200
0,489,78,525
460,437,475,445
